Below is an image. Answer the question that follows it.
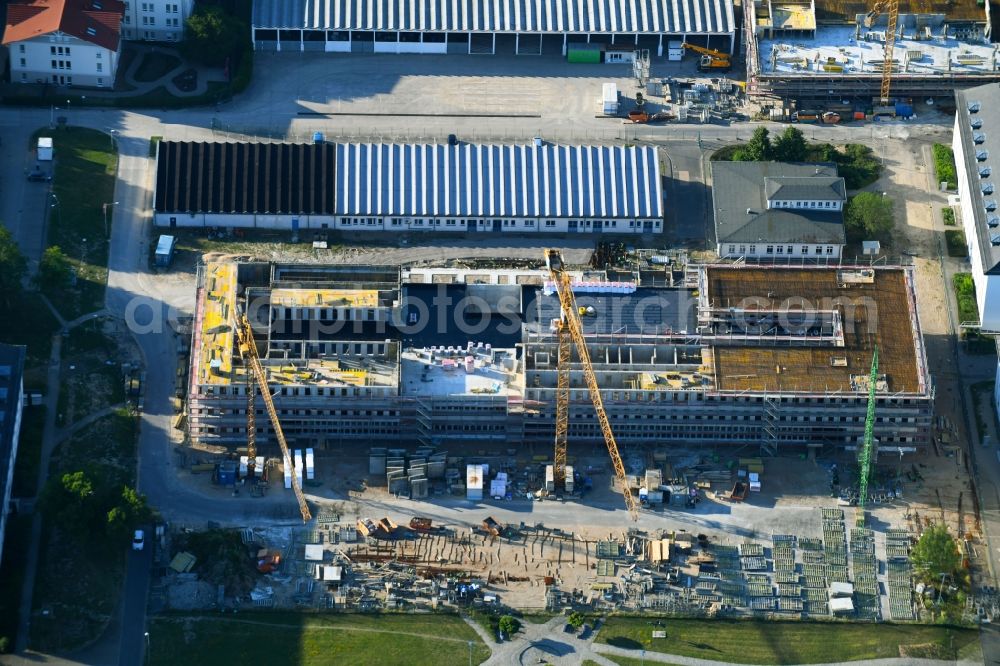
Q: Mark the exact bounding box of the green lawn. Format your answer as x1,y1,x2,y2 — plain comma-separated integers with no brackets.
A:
148,612,491,666
942,207,956,226
596,617,979,664
933,144,958,190
954,273,980,325
602,656,684,666
945,230,969,258
34,127,118,320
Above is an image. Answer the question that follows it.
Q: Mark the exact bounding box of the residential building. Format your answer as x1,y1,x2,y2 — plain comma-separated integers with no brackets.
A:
953,83,1000,418
186,261,932,458
120,0,193,42
251,0,736,56
0,345,26,566
711,162,847,260
153,140,664,234
3,0,125,87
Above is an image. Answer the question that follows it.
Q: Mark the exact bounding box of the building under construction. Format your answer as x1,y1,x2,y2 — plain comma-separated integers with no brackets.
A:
745,0,1000,102
186,261,932,456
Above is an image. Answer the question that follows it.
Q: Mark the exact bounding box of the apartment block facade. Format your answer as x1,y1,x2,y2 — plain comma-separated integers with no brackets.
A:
120,0,192,42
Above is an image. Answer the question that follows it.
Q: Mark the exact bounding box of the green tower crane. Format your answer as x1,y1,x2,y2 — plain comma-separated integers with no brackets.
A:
856,346,879,527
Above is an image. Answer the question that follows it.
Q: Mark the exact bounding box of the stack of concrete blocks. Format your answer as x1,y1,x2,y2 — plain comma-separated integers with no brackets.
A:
565,465,575,493
545,464,555,492
427,452,447,479
645,469,663,490
369,448,387,478
294,449,304,486
446,467,463,494
408,457,428,498
387,456,407,495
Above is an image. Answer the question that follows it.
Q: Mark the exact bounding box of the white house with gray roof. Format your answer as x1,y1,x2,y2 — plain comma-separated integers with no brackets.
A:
711,162,847,261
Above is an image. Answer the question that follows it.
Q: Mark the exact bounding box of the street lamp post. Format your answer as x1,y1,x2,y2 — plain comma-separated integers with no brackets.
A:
144,631,150,663
103,201,119,237
467,640,472,666
50,193,61,228
109,129,119,151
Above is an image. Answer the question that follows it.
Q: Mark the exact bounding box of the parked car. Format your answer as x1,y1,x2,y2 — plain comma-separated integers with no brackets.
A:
132,529,145,551
27,171,51,182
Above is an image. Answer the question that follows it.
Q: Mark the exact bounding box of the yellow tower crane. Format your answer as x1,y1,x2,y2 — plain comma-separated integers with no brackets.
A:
864,0,899,105
234,311,312,522
546,249,639,521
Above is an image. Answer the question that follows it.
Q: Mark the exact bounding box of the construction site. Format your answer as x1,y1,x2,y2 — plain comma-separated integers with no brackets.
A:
149,250,1000,626
158,441,991,623
745,0,1000,102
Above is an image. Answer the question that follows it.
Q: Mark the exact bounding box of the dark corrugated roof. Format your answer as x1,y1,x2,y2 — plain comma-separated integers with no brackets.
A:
765,176,846,202
154,142,337,215
712,161,847,246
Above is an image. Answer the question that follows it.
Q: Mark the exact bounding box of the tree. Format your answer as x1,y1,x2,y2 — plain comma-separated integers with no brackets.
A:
567,612,586,630
39,470,100,538
106,486,152,538
0,227,27,304
37,245,71,291
497,615,520,637
182,5,247,66
911,523,962,581
738,127,773,162
844,192,894,240
773,127,808,162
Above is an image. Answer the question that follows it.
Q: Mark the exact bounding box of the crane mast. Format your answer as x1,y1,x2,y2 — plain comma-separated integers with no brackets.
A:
546,250,639,521
234,311,312,522
856,347,879,527
553,325,571,487
864,0,898,104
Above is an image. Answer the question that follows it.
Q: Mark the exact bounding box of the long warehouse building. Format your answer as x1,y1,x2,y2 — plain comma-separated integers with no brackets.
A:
153,140,664,234
251,0,736,56
185,261,933,457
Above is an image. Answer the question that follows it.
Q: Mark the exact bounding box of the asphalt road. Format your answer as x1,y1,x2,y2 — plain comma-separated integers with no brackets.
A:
117,536,153,666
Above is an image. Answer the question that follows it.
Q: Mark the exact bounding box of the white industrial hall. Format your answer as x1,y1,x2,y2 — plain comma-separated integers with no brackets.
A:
251,0,736,56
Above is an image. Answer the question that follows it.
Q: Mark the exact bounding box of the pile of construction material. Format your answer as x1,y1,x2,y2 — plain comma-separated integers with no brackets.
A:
372,447,446,499
282,448,315,488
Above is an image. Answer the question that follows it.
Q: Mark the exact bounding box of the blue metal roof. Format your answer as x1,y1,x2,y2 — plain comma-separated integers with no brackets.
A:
253,0,735,35
334,143,663,219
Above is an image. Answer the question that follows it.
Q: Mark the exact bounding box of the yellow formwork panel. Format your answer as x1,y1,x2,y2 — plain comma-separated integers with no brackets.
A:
199,262,237,386
270,288,380,309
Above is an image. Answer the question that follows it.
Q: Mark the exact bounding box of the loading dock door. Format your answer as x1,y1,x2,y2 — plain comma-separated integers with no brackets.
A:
516,34,542,55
